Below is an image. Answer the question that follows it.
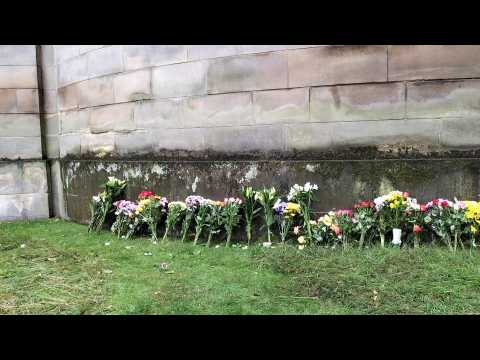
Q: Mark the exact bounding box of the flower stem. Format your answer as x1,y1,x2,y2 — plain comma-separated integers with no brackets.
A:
359,231,366,249
380,232,385,248
207,231,213,247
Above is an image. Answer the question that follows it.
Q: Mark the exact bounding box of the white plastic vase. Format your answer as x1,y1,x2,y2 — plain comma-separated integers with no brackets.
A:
392,228,402,245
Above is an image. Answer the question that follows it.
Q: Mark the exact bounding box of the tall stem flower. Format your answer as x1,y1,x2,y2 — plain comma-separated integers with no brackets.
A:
255,187,278,243
241,187,260,245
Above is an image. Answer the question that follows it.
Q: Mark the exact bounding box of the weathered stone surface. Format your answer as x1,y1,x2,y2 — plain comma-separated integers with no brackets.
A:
389,45,480,81
150,128,206,152
41,89,58,114
330,119,441,148
0,66,37,88
285,123,333,151
123,45,187,70
23,162,48,194
152,61,208,98
77,76,115,108
41,65,57,90
254,88,309,124
0,45,36,65
0,163,21,194
78,45,105,54
16,89,39,113
80,133,115,156
87,46,124,78
311,82,405,122
0,114,41,137
134,99,182,129
182,93,253,128
203,125,284,153
50,160,67,218
0,137,42,159
55,45,80,64
44,114,59,135
58,84,79,111
59,134,81,157
57,54,88,87
40,45,55,67
60,109,90,133
0,89,17,112
288,45,387,87
0,193,49,220
115,131,153,156
440,117,480,148
187,45,238,61
89,102,135,133
407,79,480,119
46,135,60,158
237,45,319,55
113,69,152,103
207,52,288,93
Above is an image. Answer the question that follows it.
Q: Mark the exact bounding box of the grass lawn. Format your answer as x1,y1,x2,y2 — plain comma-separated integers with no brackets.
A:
1,219,480,315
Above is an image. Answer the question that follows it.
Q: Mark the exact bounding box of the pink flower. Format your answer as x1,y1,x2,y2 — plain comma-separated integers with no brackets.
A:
413,224,422,234
293,226,300,235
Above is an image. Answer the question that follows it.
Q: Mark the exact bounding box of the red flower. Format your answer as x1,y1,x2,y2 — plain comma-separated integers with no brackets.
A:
336,209,353,217
440,200,450,208
138,191,154,199
420,204,427,212
413,224,422,234
354,200,374,209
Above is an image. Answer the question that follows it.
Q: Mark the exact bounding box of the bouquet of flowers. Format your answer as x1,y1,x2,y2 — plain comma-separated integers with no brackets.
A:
273,200,301,243
111,200,138,239
333,209,356,250
181,195,205,242
163,201,187,242
353,200,376,248
221,197,243,247
374,191,418,246
135,192,168,242
241,186,261,245
311,211,342,247
193,198,211,245
88,176,127,233
255,187,278,243
423,198,456,249
287,182,318,243
205,200,225,247
404,202,428,248
463,200,480,247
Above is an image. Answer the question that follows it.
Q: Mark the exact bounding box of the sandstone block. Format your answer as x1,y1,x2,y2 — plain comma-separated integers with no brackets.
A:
46,135,60,158
58,84,79,111
0,45,36,65
311,82,405,122
17,89,39,113
182,92,253,128
0,114,41,137
288,45,387,87
254,88,309,125
77,76,115,108
115,131,154,155
407,79,480,119
59,134,81,157
23,162,48,194
152,61,208,98
134,98,182,129
44,113,59,135
55,45,80,63
440,117,480,148
123,45,187,70
0,163,21,194
57,54,88,87
0,193,49,220
187,45,238,61
113,69,152,103
80,133,115,156
389,45,480,81
0,137,42,159
0,66,37,88
89,102,135,133
150,128,206,152
207,52,288,93
0,89,17,112
60,109,90,133
87,46,124,78
285,123,333,151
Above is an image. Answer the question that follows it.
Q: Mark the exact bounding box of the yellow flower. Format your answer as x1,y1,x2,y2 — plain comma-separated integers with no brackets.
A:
321,215,333,226
297,236,306,244
471,225,478,234
389,202,396,209
298,245,305,250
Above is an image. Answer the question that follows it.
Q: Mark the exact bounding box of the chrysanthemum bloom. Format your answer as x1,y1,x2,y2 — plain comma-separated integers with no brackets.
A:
297,236,306,244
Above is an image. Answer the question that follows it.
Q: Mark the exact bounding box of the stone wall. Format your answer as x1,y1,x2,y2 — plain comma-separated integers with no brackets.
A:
5,45,480,222
0,45,49,220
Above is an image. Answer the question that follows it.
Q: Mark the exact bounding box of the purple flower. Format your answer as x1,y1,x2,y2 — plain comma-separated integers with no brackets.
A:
273,200,288,215
185,195,205,210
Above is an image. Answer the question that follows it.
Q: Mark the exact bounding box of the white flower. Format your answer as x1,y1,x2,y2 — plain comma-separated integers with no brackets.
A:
262,242,272,248
298,245,305,250
104,242,111,246
92,195,100,203
20,244,26,248
215,245,220,248
242,246,248,250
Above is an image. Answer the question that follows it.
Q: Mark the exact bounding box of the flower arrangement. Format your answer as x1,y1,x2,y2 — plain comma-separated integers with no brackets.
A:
180,195,205,243
135,193,168,242
86,176,480,252
273,200,301,243
193,198,210,245
241,186,261,245
163,201,187,242
221,197,243,247
111,200,138,239
88,177,127,233
287,182,318,243
353,200,376,248
205,200,225,247
255,187,278,243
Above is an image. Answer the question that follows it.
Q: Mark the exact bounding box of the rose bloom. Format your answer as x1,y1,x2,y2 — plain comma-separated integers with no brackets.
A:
138,191,154,200
413,224,422,234
331,224,342,236
420,204,427,212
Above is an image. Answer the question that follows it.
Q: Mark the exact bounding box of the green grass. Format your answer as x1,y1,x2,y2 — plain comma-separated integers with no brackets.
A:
1,219,480,314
